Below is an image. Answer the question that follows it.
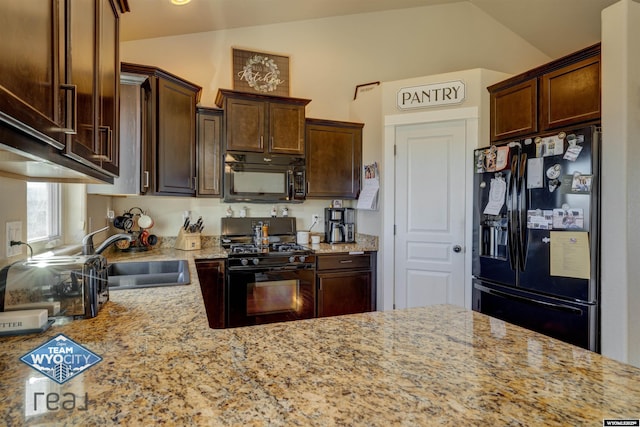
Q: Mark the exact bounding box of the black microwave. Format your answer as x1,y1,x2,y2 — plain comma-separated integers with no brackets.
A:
224,153,306,203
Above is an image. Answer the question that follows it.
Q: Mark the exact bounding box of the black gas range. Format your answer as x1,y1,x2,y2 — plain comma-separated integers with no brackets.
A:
222,217,314,269
221,217,316,328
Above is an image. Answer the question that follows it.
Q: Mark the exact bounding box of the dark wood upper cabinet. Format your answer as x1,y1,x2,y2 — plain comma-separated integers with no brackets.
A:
0,0,65,150
488,43,600,143
490,79,538,141
196,107,223,197
215,89,310,156
121,62,202,196
64,0,99,169
64,0,121,176
269,102,306,154
223,97,265,152
306,118,363,199
540,55,601,131
96,0,120,176
0,0,126,183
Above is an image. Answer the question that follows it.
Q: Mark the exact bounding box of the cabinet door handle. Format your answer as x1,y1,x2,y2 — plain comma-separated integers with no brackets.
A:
60,84,77,135
107,127,113,161
143,171,150,189
339,260,354,264
97,126,112,161
192,176,197,191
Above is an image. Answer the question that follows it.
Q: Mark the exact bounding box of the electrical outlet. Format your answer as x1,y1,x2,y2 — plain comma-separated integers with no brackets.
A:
6,221,22,258
312,214,319,223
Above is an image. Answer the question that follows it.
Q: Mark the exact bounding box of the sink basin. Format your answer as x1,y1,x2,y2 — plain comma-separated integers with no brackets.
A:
108,260,190,290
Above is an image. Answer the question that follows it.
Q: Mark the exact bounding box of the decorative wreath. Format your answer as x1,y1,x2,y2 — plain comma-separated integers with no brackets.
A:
242,55,281,92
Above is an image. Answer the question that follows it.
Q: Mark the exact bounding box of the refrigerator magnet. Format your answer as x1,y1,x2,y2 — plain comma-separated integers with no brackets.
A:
546,164,561,180
552,208,584,229
571,174,593,193
564,144,583,161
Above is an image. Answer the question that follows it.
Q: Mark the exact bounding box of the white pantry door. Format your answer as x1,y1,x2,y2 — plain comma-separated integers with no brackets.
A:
394,119,466,308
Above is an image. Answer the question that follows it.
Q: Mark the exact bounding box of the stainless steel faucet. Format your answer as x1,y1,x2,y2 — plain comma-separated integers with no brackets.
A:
82,226,133,255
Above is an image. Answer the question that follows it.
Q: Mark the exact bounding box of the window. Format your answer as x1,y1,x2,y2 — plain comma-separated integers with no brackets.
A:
27,182,61,243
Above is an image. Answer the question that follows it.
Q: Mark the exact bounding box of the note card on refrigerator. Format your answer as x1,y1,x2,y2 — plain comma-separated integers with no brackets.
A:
550,231,590,279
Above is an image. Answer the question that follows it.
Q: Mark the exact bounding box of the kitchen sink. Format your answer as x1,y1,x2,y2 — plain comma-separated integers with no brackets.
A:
107,260,190,290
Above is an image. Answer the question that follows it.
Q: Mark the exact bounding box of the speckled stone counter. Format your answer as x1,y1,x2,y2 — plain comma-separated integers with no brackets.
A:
1,248,639,425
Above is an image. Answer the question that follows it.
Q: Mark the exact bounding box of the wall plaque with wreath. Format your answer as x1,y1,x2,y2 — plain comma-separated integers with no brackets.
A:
232,48,290,97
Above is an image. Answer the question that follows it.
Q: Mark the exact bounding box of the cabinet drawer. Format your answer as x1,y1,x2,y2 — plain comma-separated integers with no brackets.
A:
317,254,370,271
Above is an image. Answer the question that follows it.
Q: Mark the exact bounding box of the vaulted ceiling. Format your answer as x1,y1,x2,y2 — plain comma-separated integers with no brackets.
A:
120,0,624,58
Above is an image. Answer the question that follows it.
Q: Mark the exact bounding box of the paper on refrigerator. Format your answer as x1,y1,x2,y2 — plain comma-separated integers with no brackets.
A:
550,231,591,279
483,176,507,215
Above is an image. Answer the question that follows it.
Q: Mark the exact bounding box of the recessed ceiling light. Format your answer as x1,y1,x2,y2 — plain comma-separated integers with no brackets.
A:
171,0,191,5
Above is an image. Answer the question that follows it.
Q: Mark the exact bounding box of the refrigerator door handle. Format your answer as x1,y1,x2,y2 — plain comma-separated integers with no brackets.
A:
517,153,528,271
475,283,584,315
506,155,518,271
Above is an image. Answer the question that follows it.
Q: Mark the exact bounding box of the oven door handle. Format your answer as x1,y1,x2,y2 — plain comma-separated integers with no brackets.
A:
272,264,315,271
227,264,315,272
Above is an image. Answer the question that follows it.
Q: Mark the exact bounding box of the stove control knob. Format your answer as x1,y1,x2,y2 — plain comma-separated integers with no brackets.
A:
241,258,249,266
252,258,260,265
298,256,306,263
289,256,296,263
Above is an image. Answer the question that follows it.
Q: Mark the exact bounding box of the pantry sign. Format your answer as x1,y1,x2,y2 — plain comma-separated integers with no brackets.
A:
397,80,465,110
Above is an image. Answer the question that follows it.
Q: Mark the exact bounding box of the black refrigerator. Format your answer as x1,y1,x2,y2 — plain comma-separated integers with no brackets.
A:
472,126,601,352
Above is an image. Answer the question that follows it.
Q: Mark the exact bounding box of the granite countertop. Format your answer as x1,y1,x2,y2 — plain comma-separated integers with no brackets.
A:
1,247,640,425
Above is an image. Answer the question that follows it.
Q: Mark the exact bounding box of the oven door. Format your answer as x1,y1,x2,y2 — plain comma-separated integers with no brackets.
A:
227,264,315,327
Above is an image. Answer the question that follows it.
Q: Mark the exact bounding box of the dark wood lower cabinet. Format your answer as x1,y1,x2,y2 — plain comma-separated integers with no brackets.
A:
316,253,376,317
317,270,372,317
195,259,225,329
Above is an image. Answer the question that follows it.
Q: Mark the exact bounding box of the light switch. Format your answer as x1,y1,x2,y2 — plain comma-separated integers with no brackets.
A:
6,221,23,258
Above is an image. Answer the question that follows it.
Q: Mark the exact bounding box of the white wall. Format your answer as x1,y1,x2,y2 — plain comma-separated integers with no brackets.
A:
121,2,548,119
601,0,640,366
109,196,335,237
0,177,27,267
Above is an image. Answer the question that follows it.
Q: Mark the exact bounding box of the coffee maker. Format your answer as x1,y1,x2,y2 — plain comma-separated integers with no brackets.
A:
325,208,356,243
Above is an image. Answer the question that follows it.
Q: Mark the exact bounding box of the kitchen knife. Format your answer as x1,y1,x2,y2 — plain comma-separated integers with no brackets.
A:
183,217,190,231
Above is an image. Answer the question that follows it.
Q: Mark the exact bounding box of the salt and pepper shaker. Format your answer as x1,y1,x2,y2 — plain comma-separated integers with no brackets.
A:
271,206,277,217
281,207,289,217
240,206,247,218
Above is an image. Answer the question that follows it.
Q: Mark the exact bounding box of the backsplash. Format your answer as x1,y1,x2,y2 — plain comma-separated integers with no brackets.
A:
109,196,348,237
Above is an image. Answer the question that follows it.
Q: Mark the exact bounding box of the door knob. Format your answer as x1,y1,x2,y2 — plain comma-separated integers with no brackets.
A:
453,245,462,253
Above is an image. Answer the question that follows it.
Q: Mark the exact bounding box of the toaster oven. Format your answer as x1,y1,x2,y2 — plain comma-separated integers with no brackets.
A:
0,255,109,319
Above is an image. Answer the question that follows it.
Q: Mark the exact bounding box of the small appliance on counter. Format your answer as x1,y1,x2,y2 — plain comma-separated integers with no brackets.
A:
0,255,109,319
324,207,356,243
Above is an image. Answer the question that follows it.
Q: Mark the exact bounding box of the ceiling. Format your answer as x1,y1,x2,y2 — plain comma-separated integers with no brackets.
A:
120,0,623,58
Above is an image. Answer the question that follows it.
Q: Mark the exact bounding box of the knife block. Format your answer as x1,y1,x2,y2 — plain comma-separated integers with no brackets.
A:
175,228,201,251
